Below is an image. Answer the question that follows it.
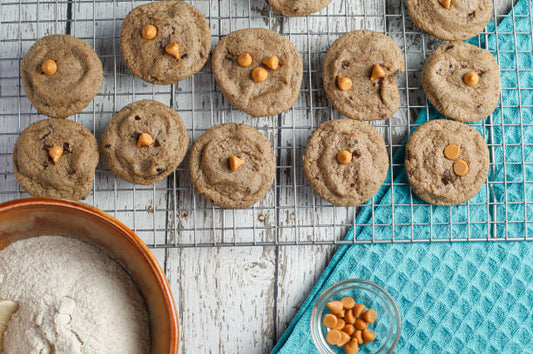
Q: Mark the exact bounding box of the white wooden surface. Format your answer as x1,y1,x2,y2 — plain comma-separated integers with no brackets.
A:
0,0,514,353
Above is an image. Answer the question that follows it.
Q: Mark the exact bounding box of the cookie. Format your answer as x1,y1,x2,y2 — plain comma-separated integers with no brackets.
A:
406,0,492,41
422,41,501,123
120,1,211,85
267,0,333,16
405,119,490,206
101,100,189,185
211,28,303,117
323,30,404,121
13,119,99,200
189,123,276,208
303,119,389,206
20,34,103,118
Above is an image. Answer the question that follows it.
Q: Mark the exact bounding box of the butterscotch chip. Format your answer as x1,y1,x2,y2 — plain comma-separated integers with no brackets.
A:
323,313,338,329
327,301,344,314
352,304,366,318
444,144,461,160
453,159,469,176
361,309,376,323
262,56,279,70
342,324,355,336
229,155,244,171
370,64,385,81
354,318,368,330
344,338,359,354
344,309,356,324
362,329,376,344
137,133,154,147
333,319,346,331
463,71,480,86
353,330,363,345
338,331,351,346
141,24,157,40
336,150,352,164
337,76,353,91
165,42,180,59
252,67,268,83
48,146,63,163
41,59,57,75
438,0,451,9
238,53,253,67
341,297,355,309
326,330,342,345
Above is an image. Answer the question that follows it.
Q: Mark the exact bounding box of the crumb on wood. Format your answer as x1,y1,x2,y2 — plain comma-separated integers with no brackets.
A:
258,214,266,222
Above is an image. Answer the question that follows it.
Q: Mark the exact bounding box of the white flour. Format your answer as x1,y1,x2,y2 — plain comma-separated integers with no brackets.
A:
0,236,150,354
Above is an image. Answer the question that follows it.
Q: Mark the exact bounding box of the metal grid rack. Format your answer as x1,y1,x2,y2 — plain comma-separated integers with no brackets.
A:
1,0,531,248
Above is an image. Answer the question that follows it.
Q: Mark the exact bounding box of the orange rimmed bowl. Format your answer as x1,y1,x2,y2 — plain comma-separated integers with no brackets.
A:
0,198,179,354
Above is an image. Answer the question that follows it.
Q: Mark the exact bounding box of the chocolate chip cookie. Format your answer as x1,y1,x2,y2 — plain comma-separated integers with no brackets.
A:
20,34,103,118
189,123,276,208
211,28,303,117
120,1,211,85
303,119,389,206
406,0,493,41
323,30,405,121
422,41,501,122
267,0,333,16
405,119,490,206
101,100,189,185
13,119,99,200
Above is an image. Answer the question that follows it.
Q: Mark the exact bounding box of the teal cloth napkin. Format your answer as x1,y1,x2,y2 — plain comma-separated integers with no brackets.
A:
273,0,533,352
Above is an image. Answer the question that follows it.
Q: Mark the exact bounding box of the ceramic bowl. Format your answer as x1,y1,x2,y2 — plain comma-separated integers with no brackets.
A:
0,198,179,354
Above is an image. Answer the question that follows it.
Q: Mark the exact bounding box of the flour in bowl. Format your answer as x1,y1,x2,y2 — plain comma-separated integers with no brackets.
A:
0,236,150,353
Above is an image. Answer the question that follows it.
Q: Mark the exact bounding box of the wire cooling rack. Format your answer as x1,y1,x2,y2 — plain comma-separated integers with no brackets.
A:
1,0,531,248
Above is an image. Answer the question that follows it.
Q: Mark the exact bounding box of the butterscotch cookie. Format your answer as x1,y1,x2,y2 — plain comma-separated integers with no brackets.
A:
13,119,99,200
405,119,489,206
120,1,211,85
422,41,501,122
406,0,492,41
267,0,333,16
323,30,404,121
101,100,189,185
20,34,103,118
303,119,389,206
189,124,276,208
211,28,303,117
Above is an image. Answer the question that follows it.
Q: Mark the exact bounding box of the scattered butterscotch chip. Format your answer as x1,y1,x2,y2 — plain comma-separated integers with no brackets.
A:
463,71,480,86
453,159,469,176
48,146,63,163
444,144,461,160
343,324,355,336
323,313,338,329
370,64,386,81
229,155,244,171
334,319,346,331
238,53,253,67
336,150,353,164
141,24,157,40
137,133,154,147
338,331,351,346
344,338,359,354
165,42,180,59
341,297,355,309
354,318,368,330
327,301,344,314
258,214,266,222
353,330,363,345
362,329,376,344
262,56,279,70
252,67,268,82
344,309,356,324
438,0,451,9
42,59,57,75
352,304,366,318
335,310,345,318
337,76,353,91
361,309,376,323
326,330,342,345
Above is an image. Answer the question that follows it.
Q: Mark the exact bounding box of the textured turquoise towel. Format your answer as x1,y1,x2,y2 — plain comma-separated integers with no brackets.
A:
273,1,533,352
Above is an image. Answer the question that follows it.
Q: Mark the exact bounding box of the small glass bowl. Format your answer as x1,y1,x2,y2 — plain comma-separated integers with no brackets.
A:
310,279,401,354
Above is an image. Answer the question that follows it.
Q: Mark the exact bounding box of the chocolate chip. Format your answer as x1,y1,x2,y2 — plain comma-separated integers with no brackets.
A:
245,187,251,193
63,142,71,153
156,168,165,175
104,144,111,149
43,162,48,169
341,60,350,69
449,64,455,73
352,150,360,158
461,64,467,69
68,170,75,176
134,116,141,121
445,45,455,51
150,77,157,83
154,140,161,147
441,177,450,185
468,11,476,20
180,53,188,59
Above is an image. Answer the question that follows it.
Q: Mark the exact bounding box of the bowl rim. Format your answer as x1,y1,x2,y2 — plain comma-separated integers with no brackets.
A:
311,278,401,354
0,197,179,354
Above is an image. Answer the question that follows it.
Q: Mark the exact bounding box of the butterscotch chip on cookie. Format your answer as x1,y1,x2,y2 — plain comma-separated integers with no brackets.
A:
211,28,303,117
406,0,493,41
101,100,189,185
189,124,276,209
405,119,489,206
20,34,103,118
267,0,333,16
303,119,389,206
13,119,99,200
422,41,501,123
120,1,211,85
323,30,405,121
